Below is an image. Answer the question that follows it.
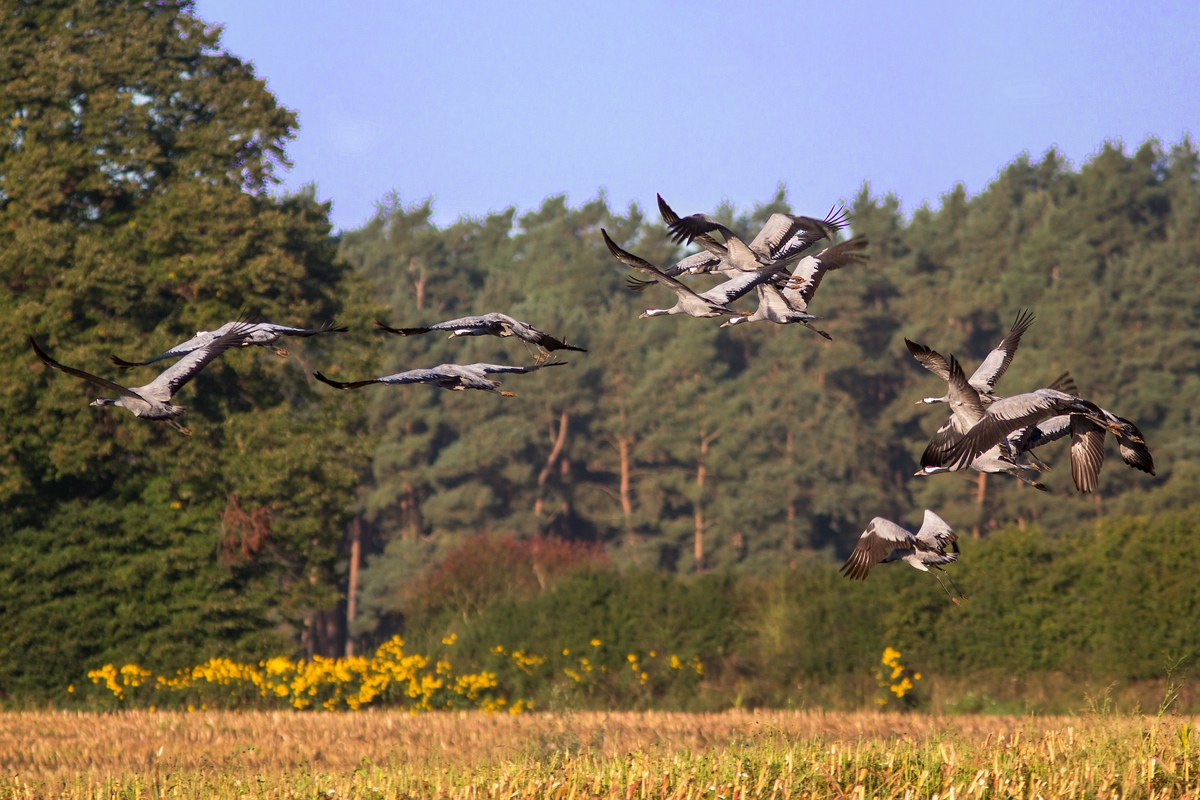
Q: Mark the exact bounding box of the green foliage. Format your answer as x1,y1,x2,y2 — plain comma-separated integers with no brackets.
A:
381,507,1200,710
0,1,377,698
348,137,1200,638
413,567,737,710
4,0,1199,710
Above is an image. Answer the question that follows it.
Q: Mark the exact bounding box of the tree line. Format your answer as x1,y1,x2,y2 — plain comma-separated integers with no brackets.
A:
1,0,1197,700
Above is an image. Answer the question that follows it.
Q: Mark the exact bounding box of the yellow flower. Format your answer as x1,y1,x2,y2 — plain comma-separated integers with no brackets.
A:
562,648,570,656
882,647,901,668
590,638,601,647
442,634,457,646
626,654,638,663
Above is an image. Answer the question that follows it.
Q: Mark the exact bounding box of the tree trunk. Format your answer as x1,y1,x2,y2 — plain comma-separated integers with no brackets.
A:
619,436,634,543
535,409,569,518
409,256,427,311
694,428,720,571
785,430,796,522
345,516,362,657
973,471,986,539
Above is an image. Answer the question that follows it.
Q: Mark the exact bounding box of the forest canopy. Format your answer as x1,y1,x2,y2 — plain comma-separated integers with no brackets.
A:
1,0,1197,702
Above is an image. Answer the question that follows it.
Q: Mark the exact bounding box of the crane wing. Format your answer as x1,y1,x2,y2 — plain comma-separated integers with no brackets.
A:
968,309,1035,393
1068,416,1106,493
667,249,726,277
139,321,255,401
766,207,850,263
471,362,569,375
783,236,868,310
914,509,957,549
601,229,701,300
30,338,143,402
375,319,434,336
110,326,227,368
905,339,951,383
262,321,349,337
944,388,1082,471
658,194,736,245
840,517,913,580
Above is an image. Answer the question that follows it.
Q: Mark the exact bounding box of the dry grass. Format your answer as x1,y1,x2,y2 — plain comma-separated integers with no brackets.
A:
2,709,1199,798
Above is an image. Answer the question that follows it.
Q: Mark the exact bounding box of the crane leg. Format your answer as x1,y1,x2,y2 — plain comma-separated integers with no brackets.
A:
802,322,833,341
939,567,968,601
166,419,193,436
931,571,961,606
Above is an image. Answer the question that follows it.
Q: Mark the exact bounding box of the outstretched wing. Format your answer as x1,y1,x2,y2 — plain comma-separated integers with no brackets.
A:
139,321,256,401
920,416,964,468
313,371,387,390
264,321,349,337
471,362,569,375
784,236,868,309
944,387,1081,471
376,315,506,336
1068,416,1106,493
667,248,726,277
526,331,587,353
905,339,952,383
658,193,736,245
110,324,229,368
1012,415,1072,455
657,195,730,267
765,207,850,263
914,509,957,549
1114,416,1155,475
30,337,142,401
314,366,460,389
601,229,702,301
840,517,913,580
968,309,1035,394
375,319,434,336
698,268,776,306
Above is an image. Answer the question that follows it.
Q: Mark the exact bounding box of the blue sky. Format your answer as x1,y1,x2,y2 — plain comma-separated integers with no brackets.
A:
193,0,1198,231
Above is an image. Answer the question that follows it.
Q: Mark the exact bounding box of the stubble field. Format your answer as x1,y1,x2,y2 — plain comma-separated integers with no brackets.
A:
3,709,1199,798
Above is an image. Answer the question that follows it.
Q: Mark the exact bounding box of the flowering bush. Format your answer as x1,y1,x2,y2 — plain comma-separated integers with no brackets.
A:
873,647,921,709
87,635,703,712
88,636,510,712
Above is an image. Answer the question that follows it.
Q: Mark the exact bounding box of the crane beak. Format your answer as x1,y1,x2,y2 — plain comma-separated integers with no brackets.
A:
638,311,649,319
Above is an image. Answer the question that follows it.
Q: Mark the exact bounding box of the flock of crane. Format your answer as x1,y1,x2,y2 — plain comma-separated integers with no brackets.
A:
28,194,1155,603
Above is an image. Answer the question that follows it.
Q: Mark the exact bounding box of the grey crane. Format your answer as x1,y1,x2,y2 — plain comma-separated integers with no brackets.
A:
913,356,1070,489
111,320,347,367
721,235,869,337
601,229,778,319
313,361,566,397
1010,407,1156,493
374,313,585,361
30,322,255,435
939,374,1141,473
840,510,967,604
906,309,1035,405
659,194,848,274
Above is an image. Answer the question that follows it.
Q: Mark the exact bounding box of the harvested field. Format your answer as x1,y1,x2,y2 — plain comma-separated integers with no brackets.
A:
3,710,1199,798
